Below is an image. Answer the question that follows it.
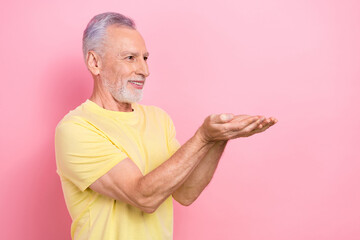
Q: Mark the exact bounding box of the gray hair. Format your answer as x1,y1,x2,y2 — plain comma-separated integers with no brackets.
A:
82,12,136,61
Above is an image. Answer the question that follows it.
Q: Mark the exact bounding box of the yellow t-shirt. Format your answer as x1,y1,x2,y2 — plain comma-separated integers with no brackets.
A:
55,99,180,240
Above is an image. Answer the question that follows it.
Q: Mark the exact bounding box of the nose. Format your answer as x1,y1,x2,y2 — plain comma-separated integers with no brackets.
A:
136,57,150,78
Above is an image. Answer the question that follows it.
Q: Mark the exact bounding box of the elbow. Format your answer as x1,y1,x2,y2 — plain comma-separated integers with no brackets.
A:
127,179,161,213
140,206,157,214
173,193,198,206
180,195,199,206
178,199,194,206
136,195,162,214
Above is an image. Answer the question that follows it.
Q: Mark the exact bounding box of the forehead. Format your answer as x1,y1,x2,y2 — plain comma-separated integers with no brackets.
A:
104,25,147,53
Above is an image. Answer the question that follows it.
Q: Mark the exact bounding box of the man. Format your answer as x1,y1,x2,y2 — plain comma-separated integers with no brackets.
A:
55,12,277,240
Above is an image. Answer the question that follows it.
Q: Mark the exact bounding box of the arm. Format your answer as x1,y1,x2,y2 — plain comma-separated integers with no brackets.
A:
172,140,228,206
172,115,278,206
90,114,277,213
90,131,215,213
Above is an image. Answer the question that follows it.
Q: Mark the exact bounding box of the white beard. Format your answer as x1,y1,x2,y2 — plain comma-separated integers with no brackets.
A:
103,77,143,103
114,83,143,103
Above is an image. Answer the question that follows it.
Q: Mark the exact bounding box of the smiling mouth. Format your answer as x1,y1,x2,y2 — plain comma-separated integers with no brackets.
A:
128,81,144,86
128,80,145,89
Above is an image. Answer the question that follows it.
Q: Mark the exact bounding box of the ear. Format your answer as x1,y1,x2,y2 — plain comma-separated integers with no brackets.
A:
86,51,102,76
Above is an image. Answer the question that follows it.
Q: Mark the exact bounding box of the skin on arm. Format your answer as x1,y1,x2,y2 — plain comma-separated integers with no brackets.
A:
172,140,228,206
90,114,277,213
172,114,277,205
90,131,215,213
85,25,279,211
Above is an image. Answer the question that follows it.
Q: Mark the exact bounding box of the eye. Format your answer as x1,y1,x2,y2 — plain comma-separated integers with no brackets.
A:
126,56,134,61
144,56,148,61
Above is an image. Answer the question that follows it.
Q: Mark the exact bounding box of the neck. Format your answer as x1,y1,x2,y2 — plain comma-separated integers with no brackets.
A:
90,79,133,112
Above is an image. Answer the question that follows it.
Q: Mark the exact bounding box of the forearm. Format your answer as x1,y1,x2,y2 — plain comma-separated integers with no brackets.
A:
90,113,277,213
172,140,228,205
136,131,215,210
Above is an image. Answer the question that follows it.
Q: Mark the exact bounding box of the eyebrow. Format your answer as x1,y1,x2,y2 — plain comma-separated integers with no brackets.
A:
120,51,149,57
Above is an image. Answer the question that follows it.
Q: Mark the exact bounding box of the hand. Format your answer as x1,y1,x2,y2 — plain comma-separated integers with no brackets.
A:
231,114,278,137
197,113,278,143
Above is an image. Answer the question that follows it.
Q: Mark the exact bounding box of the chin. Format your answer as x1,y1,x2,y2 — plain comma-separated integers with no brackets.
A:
115,94,143,103
113,88,143,103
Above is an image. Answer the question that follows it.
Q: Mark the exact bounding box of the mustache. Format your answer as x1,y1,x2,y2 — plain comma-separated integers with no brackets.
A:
128,76,146,81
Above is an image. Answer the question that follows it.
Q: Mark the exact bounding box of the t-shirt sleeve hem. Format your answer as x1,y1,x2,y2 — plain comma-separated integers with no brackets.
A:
77,154,129,192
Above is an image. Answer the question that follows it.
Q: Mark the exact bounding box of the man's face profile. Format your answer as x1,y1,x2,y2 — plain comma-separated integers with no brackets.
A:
97,25,150,103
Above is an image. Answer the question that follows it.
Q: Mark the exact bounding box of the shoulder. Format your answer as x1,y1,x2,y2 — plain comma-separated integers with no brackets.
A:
56,106,85,130
55,101,103,139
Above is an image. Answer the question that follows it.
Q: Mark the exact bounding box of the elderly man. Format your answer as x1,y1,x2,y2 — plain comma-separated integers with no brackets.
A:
55,12,277,240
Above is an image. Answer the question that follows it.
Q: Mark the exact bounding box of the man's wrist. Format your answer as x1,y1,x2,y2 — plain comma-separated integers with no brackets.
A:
216,140,228,146
194,128,213,147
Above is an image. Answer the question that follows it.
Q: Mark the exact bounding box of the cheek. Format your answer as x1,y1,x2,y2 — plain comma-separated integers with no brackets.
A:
119,63,135,75
102,61,135,84
117,65,136,82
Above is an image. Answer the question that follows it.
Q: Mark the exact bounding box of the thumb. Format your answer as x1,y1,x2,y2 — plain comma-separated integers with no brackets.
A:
219,113,234,123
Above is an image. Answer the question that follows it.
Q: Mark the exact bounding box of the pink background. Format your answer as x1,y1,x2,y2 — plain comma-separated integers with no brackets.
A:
1,0,360,239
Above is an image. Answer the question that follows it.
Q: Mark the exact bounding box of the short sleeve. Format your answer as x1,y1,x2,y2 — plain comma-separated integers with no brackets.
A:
55,119,128,191
165,113,181,156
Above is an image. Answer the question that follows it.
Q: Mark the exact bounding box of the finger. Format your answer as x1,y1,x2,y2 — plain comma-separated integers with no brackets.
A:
256,117,277,129
251,118,277,135
241,116,265,133
256,118,270,129
211,113,234,124
254,122,272,133
231,114,251,122
226,116,260,131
